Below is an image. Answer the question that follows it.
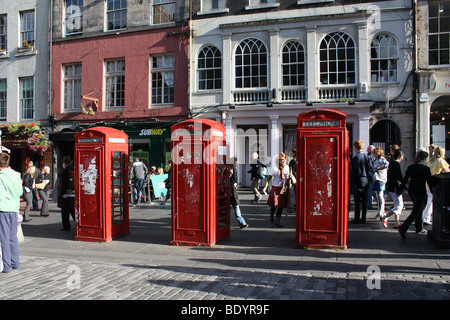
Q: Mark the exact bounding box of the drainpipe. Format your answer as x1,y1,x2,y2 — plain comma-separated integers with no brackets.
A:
412,0,419,152
188,0,193,119
48,0,53,129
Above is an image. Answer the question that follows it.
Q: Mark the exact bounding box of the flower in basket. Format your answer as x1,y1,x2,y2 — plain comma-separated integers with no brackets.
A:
2,123,41,140
27,132,50,155
1,123,50,154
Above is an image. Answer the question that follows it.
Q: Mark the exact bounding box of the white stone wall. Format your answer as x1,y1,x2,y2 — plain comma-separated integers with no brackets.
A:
0,0,50,124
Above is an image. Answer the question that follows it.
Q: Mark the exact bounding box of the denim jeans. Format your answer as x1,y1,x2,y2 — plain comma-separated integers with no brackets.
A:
134,179,145,204
232,204,247,227
0,212,20,273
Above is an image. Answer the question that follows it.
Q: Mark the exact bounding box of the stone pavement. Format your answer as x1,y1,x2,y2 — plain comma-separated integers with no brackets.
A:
0,190,449,303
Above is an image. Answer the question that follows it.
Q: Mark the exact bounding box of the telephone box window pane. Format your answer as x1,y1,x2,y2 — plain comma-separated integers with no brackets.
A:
112,151,126,225
216,164,230,230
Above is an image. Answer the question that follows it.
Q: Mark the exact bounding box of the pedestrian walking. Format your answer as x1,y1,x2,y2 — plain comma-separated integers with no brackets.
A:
129,158,148,206
372,147,389,219
162,160,172,206
386,144,400,163
0,152,22,273
381,148,404,228
262,153,290,227
397,150,433,239
366,145,376,209
351,140,373,224
22,165,36,222
248,152,265,202
422,146,450,225
58,156,75,231
35,166,51,217
230,158,248,229
27,160,39,211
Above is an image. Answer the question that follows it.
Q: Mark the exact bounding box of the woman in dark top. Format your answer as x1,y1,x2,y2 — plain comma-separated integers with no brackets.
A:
35,166,51,217
381,149,404,228
397,150,433,238
22,166,36,222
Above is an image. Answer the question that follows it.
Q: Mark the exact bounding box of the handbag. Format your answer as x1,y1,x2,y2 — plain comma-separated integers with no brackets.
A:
279,182,287,195
35,180,49,190
289,168,297,186
35,182,47,190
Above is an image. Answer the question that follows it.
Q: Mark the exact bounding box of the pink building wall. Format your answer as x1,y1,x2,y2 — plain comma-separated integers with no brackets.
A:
51,26,189,123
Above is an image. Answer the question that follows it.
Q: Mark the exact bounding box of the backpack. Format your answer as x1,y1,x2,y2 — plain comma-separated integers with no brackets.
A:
259,166,268,179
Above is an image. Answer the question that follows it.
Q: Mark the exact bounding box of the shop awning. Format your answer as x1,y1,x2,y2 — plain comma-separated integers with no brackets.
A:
107,121,176,139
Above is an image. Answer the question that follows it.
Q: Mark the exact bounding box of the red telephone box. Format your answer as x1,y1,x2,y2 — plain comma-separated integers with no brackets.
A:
171,119,230,246
295,109,349,249
74,127,129,242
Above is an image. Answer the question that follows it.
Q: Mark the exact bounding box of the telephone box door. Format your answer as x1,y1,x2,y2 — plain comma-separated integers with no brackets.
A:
298,132,343,247
75,127,129,242
172,142,208,245
76,147,104,239
296,109,349,249
171,119,230,247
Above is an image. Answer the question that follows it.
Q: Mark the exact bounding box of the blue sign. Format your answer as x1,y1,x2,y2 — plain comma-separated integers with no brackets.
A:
151,174,168,198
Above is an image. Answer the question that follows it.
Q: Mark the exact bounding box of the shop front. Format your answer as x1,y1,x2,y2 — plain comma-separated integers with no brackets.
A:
218,102,372,187
418,71,450,160
109,121,175,170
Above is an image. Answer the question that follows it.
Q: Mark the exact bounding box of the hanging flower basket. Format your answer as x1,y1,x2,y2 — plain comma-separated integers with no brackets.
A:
1,123,50,154
27,133,50,154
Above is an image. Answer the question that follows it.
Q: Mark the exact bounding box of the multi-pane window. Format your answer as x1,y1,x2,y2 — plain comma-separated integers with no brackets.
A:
429,1,450,65
319,32,355,85
201,0,226,11
0,80,6,120
105,59,125,109
151,55,174,105
248,0,278,6
0,15,6,52
63,64,82,111
282,41,305,86
20,11,35,47
198,46,222,90
371,34,398,83
153,0,175,25
65,0,83,35
20,78,34,120
235,38,268,88
107,0,127,31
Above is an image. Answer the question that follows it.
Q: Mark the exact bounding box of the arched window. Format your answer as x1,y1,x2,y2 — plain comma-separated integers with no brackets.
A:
282,40,305,86
198,45,222,90
371,34,398,83
319,32,355,85
370,120,401,155
235,38,268,88
430,96,450,153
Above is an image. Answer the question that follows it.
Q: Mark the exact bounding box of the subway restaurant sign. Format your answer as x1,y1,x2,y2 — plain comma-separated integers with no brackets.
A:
139,128,167,136
109,122,174,139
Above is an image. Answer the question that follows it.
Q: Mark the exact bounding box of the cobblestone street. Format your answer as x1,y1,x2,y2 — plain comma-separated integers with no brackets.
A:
1,191,449,304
